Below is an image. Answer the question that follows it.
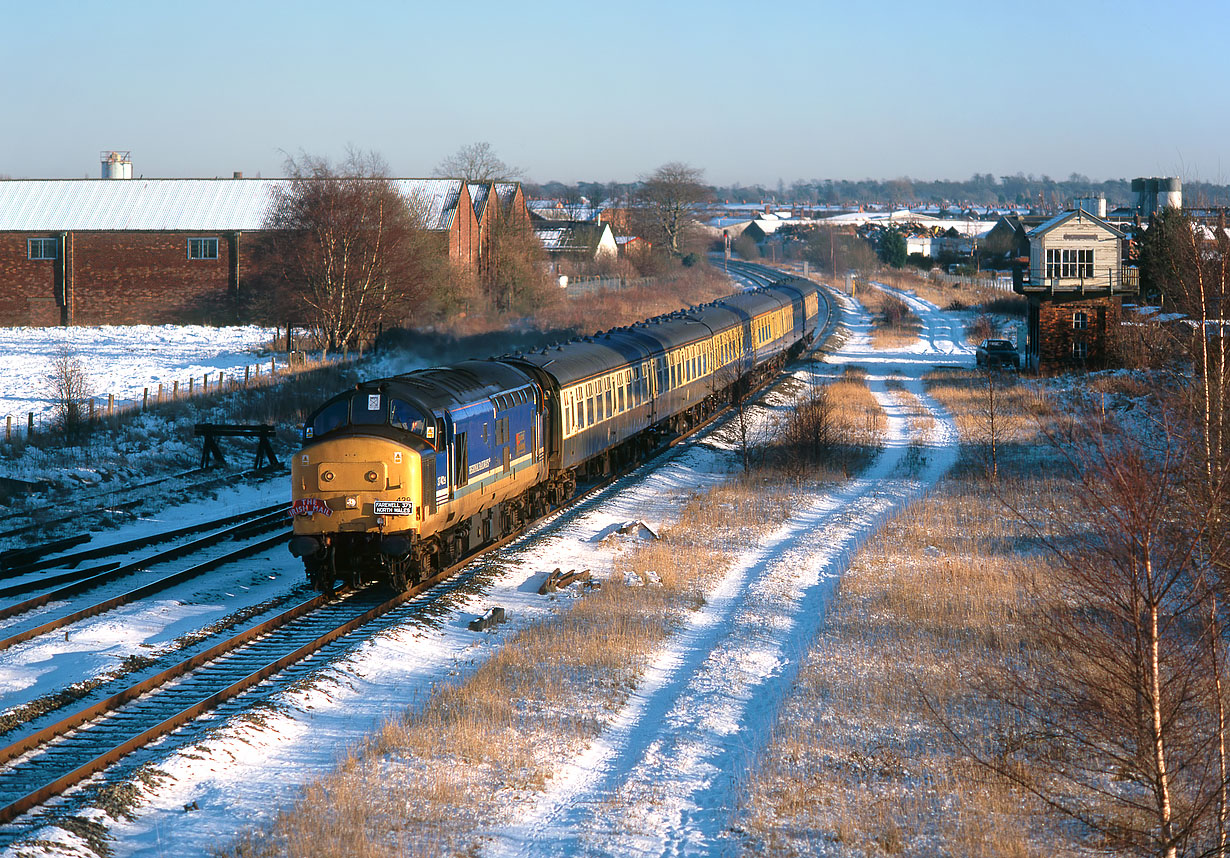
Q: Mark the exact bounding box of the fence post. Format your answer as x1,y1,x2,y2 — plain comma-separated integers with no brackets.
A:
143,388,149,411
158,382,163,403
244,365,250,388
219,372,225,391
28,412,34,437
188,377,194,396
173,380,178,399
204,373,210,393
108,393,114,417
89,399,95,423
5,415,10,442
270,356,276,377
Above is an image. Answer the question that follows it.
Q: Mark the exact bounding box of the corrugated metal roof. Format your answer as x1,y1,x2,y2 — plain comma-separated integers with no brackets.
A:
467,182,492,222
394,179,462,231
493,182,520,213
0,178,465,232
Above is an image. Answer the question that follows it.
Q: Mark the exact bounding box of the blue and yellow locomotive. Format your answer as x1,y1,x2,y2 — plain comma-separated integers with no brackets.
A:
289,278,825,592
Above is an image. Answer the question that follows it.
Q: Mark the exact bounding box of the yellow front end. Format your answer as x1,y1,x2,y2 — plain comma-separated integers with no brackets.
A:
291,435,421,538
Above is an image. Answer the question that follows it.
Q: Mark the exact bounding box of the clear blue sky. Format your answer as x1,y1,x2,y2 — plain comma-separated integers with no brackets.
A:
3,0,1226,187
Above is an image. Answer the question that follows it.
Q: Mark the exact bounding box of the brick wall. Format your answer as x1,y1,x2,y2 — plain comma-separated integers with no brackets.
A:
0,233,65,325
0,230,271,326
1031,295,1121,371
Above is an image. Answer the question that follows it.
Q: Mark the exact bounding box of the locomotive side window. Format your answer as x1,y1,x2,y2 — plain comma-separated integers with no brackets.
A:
311,400,350,438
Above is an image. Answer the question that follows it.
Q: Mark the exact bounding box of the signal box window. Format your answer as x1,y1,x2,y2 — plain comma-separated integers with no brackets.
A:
27,238,57,260
188,237,219,259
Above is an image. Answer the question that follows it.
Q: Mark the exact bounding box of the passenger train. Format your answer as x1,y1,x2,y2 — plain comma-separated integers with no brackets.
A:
289,277,825,592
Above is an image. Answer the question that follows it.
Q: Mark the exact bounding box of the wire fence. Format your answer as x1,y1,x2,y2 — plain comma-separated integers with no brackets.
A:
926,270,1015,291
2,351,343,448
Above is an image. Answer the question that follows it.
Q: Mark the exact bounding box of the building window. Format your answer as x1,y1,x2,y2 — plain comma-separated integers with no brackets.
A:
188,237,219,260
1072,311,1088,330
1072,341,1089,360
1046,248,1094,278
27,237,57,260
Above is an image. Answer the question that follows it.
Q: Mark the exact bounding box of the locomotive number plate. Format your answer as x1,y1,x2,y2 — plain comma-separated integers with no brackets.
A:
373,501,413,516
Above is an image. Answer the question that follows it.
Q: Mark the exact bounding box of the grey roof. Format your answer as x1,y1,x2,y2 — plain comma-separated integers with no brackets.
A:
468,182,492,222
534,222,610,253
0,177,465,232
1028,208,1125,239
493,182,520,214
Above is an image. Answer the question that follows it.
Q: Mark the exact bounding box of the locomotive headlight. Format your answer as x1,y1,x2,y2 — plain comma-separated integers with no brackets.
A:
345,496,358,509
321,470,335,483
365,470,378,483
375,516,386,527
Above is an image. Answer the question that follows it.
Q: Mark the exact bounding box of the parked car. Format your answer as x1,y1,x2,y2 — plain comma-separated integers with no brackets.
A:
975,338,1020,369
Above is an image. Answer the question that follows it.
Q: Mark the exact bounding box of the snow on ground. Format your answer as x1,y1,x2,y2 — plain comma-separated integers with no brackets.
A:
0,325,278,426
482,285,972,857
2,283,974,857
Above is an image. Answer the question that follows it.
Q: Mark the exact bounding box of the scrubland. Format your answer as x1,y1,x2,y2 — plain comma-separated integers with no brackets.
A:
734,369,1094,857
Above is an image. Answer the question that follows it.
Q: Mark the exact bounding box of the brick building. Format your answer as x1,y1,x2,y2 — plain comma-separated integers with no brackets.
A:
0,177,508,326
1013,208,1138,371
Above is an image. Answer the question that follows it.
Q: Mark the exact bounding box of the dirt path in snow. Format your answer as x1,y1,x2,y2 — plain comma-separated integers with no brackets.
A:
483,284,973,858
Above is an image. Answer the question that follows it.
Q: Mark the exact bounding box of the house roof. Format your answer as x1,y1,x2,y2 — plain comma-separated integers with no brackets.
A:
467,182,492,222
493,182,521,215
534,221,612,253
0,177,466,232
1028,208,1125,239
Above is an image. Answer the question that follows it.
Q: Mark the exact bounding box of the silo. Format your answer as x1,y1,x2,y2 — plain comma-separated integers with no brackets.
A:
100,150,133,179
1158,177,1182,210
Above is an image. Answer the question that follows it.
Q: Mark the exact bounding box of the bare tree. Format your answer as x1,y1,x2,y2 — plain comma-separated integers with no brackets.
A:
634,162,711,257
50,346,91,440
262,150,435,357
433,142,521,182
488,213,553,315
971,411,1230,858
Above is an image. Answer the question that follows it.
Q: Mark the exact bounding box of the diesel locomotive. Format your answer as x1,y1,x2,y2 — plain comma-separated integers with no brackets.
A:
289,277,825,593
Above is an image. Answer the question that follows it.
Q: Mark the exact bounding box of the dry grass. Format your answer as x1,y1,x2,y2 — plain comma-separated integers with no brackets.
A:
860,288,923,349
734,374,1093,857
875,269,1023,316
220,372,885,858
761,364,884,479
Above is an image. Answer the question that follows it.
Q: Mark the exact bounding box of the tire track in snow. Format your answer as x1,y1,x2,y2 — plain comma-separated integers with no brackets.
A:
484,288,966,858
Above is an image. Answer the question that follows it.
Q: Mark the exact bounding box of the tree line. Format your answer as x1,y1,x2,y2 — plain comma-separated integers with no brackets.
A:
250,148,715,356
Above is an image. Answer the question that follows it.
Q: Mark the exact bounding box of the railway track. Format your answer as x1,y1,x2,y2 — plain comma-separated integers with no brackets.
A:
0,506,291,655
0,267,837,837
0,465,285,550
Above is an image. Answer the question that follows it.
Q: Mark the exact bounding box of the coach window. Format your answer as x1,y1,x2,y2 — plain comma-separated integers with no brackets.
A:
27,237,57,260
188,237,219,260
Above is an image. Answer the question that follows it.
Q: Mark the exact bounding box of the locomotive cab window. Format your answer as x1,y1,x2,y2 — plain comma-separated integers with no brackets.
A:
390,398,430,440
311,400,350,438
